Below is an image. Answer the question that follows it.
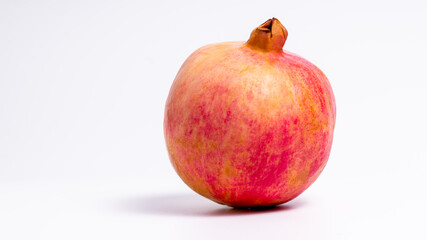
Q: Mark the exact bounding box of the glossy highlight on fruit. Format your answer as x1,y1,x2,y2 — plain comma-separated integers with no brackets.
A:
164,18,336,207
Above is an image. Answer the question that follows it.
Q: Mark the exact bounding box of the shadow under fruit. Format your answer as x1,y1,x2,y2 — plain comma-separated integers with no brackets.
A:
164,18,336,207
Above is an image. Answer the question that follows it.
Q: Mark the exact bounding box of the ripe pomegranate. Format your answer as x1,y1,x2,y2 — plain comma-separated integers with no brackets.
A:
164,18,336,207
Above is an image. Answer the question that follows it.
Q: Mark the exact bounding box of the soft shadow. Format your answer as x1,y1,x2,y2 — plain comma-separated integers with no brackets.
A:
115,193,306,217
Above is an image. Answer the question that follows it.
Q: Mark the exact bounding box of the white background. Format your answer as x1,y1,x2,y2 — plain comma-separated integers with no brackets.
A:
1,0,426,239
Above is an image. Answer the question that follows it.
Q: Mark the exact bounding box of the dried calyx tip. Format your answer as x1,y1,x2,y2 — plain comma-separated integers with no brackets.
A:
246,18,288,52
257,18,274,32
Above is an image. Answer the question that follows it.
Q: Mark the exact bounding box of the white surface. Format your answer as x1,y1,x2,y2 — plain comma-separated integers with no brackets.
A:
1,0,426,239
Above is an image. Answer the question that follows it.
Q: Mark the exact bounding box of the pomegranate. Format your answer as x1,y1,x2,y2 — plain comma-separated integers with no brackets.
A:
164,18,336,207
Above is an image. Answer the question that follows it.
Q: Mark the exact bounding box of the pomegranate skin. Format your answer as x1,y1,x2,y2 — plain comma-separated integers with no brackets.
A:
164,18,336,207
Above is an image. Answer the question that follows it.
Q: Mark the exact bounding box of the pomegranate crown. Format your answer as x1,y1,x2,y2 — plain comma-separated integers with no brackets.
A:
246,18,288,52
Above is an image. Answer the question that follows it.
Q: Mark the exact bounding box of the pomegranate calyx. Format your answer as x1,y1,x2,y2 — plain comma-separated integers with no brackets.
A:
246,18,288,52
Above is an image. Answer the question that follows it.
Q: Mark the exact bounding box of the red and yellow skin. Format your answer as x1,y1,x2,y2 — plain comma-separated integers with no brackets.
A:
164,18,336,207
